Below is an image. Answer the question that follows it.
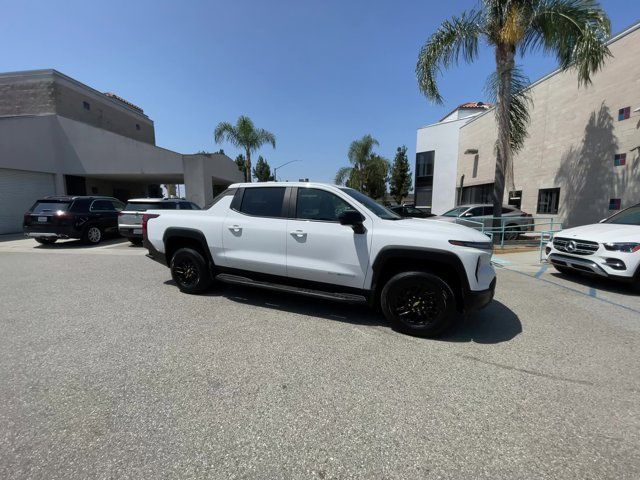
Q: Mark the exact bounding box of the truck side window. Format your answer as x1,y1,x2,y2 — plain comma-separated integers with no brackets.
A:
239,187,286,218
295,188,353,222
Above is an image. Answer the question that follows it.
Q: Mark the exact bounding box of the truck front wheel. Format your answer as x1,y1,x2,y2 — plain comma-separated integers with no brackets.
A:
380,271,456,338
170,248,213,294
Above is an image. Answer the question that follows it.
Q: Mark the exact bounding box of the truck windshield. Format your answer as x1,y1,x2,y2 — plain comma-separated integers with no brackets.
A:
604,205,640,225
339,188,401,220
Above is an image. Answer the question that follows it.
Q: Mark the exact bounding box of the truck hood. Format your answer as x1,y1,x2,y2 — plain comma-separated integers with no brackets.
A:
556,223,640,243
385,218,491,242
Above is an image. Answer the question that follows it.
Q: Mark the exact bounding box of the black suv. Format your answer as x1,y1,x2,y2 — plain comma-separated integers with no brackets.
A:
23,196,125,245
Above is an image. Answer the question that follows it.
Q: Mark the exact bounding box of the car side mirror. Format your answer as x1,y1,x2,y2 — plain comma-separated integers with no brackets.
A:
339,210,366,234
462,212,473,217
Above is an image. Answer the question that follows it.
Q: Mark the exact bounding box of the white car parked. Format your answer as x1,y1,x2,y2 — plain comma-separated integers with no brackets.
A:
142,182,496,337
546,203,640,284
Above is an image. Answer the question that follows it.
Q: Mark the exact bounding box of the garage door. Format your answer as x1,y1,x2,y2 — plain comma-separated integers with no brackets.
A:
0,168,56,234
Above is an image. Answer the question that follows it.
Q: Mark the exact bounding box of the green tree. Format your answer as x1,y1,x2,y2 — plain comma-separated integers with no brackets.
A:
234,154,248,182
416,0,610,225
253,156,274,182
389,145,412,204
364,154,391,200
214,116,276,183
335,134,379,191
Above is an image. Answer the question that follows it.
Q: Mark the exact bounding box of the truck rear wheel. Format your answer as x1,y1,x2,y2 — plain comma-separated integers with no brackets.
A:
170,247,212,294
380,271,456,338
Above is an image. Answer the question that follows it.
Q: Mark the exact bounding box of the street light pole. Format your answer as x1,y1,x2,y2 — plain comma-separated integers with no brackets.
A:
273,160,301,181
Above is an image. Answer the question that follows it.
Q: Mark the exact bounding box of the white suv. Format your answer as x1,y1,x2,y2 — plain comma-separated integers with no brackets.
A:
546,203,640,283
142,183,496,337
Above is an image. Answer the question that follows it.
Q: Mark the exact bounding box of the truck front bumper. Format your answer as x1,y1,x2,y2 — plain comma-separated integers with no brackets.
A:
464,277,496,313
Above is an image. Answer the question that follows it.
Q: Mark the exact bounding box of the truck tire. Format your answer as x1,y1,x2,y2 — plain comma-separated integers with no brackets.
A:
170,247,212,294
380,271,456,338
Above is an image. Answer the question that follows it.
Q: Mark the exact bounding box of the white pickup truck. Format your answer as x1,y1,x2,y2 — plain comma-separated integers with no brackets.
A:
143,182,496,337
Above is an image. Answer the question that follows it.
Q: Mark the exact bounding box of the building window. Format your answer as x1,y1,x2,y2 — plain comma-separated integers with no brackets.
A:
472,154,479,178
136,124,141,131
459,183,494,205
614,153,626,166
415,151,435,207
618,107,630,121
83,101,91,111
508,190,522,210
537,188,560,214
609,198,621,210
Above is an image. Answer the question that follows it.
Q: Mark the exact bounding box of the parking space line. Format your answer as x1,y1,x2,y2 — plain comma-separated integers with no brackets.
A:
534,264,548,279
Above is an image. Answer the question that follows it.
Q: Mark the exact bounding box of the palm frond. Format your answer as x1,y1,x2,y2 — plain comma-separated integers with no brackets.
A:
347,134,379,166
335,167,352,186
255,128,276,149
416,10,483,104
485,65,533,152
521,0,611,85
214,121,238,146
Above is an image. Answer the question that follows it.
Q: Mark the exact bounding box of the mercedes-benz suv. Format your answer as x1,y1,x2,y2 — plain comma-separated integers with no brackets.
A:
545,203,640,284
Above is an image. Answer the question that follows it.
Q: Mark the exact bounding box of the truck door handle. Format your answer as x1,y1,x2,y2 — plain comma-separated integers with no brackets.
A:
228,225,242,233
290,230,307,238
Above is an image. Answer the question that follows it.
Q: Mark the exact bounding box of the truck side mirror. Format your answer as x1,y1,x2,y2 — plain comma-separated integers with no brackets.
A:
339,210,366,234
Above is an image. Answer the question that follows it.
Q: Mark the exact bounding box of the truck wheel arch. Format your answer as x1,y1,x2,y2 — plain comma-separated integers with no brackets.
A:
163,228,214,269
371,247,471,313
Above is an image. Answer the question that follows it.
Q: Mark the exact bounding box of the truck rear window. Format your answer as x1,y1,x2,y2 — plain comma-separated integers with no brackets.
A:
30,201,71,214
124,202,177,211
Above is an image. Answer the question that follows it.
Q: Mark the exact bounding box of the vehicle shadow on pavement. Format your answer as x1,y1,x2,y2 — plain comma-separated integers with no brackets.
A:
548,272,640,296
31,237,127,249
166,281,521,343
200,282,389,328
440,301,522,344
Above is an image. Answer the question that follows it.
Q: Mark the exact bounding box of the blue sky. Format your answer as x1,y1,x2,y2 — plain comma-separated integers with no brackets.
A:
2,0,639,183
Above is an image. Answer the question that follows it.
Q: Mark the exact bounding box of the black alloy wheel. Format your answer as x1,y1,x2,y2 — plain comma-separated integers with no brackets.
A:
381,271,456,337
170,248,213,294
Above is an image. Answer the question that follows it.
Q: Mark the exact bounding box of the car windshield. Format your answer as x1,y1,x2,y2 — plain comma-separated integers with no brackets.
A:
31,201,71,214
442,207,465,217
339,188,401,220
604,205,640,225
125,202,176,211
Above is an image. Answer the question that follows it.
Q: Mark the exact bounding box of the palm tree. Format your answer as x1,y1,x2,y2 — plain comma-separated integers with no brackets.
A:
214,116,276,182
335,134,380,191
416,0,610,225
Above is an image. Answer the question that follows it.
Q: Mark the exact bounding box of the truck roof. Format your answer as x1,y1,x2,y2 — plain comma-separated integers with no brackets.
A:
229,181,341,189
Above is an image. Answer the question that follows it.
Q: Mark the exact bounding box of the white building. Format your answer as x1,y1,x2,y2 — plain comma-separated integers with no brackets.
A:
415,102,491,214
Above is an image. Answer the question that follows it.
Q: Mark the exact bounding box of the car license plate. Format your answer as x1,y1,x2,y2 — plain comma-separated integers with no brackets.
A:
38,216,47,223
133,228,142,234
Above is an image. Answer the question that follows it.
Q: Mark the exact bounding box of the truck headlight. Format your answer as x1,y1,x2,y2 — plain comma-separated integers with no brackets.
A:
603,242,640,253
449,240,493,250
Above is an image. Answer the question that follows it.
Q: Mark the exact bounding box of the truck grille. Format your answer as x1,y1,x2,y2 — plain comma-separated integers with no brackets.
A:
553,237,599,255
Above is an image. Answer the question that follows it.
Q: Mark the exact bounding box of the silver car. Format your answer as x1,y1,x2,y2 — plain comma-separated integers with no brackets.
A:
118,198,200,244
439,204,533,240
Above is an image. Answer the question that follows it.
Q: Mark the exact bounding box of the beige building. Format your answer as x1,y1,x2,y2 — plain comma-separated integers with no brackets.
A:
456,22,640,228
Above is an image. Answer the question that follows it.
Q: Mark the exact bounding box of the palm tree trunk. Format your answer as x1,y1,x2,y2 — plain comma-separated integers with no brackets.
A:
245,149,252,182
491,43,515,238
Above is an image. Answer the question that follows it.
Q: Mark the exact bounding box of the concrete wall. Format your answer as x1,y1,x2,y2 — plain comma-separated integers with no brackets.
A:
0,114,243,209
0,70,154,144
457,24,640,228
0,77,55,117
416,116,475,214
54,82,154,145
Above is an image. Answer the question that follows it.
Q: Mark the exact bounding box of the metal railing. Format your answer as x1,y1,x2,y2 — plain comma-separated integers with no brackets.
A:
454,216,563,258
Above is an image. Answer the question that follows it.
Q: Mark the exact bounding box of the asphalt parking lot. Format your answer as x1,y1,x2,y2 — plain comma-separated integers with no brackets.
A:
1,237,639,479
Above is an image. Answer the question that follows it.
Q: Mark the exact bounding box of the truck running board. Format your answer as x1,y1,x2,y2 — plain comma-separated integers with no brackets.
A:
215,273,367,304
